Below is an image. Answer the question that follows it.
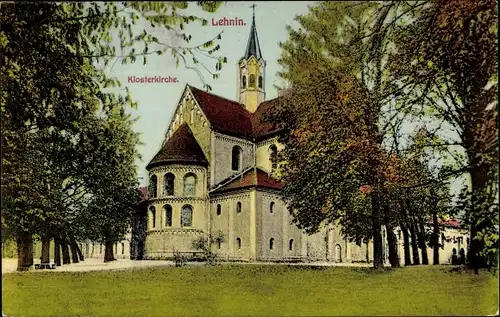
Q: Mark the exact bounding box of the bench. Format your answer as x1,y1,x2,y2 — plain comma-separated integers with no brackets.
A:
35,263,56,270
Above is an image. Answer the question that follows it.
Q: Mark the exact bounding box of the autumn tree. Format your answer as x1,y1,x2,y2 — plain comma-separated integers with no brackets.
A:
270,62,390,267
274,1,431,268
388,0,498,270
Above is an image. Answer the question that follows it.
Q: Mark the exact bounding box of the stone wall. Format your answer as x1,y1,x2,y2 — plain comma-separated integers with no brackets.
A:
164,88,212,161
210,191,252,261
145,229,204,258
255,137,281,173
257,191,303,261
212,133,254,186
148,165,207,200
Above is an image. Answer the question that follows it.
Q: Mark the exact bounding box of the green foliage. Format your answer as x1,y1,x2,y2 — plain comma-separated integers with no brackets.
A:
274,0,497,270
192,231,225,265
387,0,498,267
0,2,185,262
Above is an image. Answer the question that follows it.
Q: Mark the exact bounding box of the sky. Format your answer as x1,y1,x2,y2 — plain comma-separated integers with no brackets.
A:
104,1,314,186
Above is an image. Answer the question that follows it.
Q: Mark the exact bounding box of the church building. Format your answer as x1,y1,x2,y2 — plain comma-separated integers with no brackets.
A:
136,10,364,262
125,9,468,265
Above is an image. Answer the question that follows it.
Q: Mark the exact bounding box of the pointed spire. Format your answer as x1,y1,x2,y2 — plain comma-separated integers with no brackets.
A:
243,3,262,60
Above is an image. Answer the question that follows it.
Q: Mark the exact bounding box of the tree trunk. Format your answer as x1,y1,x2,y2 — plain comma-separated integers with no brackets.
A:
41,235,51,264
365,241,370,263
467,164,490,271
417,220,429,265
400,224,412,266
69,239,79,264
16,231,33,271
408,220,420,265
76,242,84,261
432,212,440,265
382,203,400,268
371,193,384,269
54,238,61,266
104,240,116,262
385,223,400,268
61,239,71,264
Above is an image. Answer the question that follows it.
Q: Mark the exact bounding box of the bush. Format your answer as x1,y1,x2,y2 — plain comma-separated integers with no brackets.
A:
191,231,225,266
172,249,187,267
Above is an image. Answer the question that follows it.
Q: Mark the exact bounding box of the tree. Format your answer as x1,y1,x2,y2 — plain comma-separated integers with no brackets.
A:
270,62,390,267
1,1,227,270
273,1,429,269
73,108,141,262
388,0,498,270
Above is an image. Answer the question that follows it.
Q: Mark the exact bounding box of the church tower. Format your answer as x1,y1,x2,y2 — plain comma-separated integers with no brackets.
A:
237,4,266,113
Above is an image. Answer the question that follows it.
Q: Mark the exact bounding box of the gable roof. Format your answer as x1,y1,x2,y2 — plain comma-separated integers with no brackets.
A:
210,167,284,195
189,85,254,139
188,85,283,141
146,123,208,170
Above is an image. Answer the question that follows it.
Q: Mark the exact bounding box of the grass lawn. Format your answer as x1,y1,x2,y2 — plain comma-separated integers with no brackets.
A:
2,265,498,316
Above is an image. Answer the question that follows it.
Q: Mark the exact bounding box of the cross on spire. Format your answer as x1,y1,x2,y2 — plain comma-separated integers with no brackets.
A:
250,3,256,17
243,2,262,60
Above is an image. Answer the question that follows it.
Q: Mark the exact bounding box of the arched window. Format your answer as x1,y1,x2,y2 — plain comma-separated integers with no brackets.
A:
249,74,256,87
231,146,242,171
121,243,125,255
258,76,263,88
181,205,193,227
270,202,275,214
269,238,274,250
190,108,195,124
216,238,222,249
164,204,172,227
149,175,158,198
216,204,222,216
164,173,175,196
150,206,156,228
242,75,247,88
236,201,242,213
269,145,278,170
183,173,196,196
100,244,102,254
289,239,294,251
236,237,241,250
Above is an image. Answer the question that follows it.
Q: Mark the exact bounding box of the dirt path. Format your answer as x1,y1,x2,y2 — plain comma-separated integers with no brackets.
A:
2,258,378,274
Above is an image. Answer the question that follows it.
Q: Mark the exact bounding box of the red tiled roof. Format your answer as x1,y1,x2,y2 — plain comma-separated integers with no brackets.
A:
189,86,254,139
188,85,283,140
442,219,461,229
426,218,462,229
211,167,284,194
146,123,208,170
251,97,283,140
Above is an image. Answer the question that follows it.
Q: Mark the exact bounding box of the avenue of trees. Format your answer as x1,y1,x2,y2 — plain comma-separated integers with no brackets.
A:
1,1,225,271
270,0,498,270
